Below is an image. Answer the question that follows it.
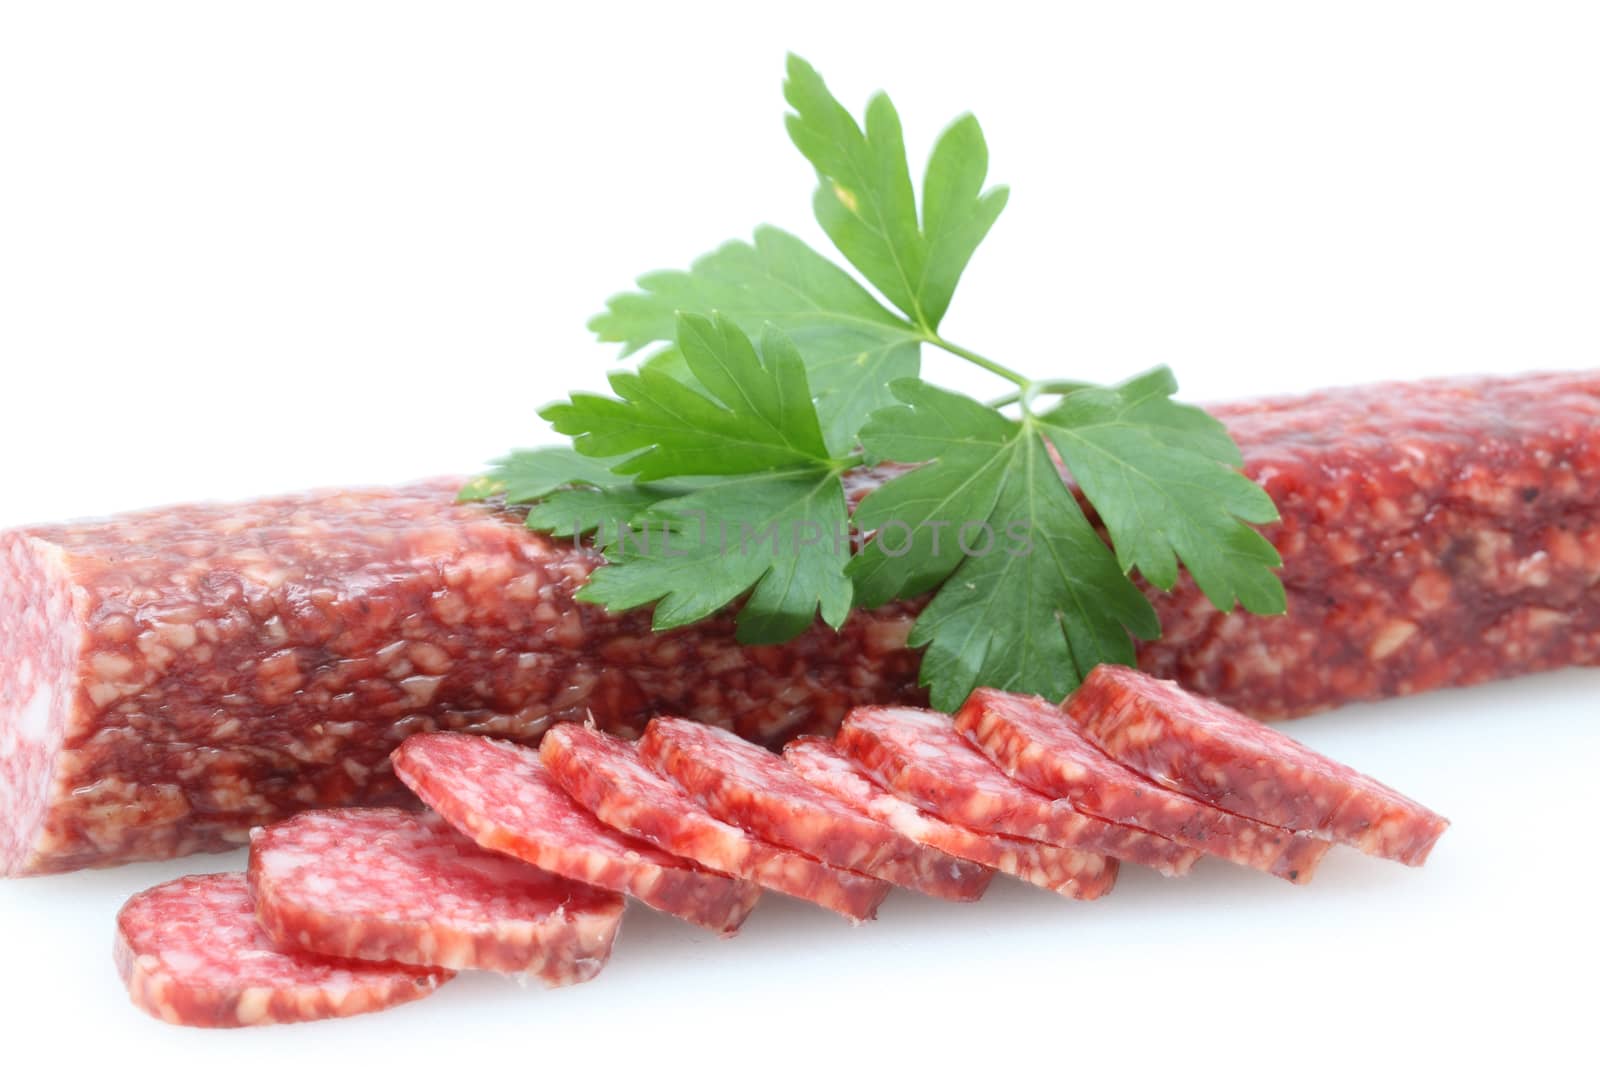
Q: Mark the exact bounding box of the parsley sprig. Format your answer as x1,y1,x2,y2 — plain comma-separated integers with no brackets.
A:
465,54,1285,710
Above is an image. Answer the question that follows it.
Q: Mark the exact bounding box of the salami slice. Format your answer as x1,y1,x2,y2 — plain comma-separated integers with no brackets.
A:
1064,665,1449,864
540,725,889,922
784,737,1118,901
115,873,450,1028
836,707,1201,877
249,808,625,981
392,733,760,933
640,717,993,902
956,688,1331,883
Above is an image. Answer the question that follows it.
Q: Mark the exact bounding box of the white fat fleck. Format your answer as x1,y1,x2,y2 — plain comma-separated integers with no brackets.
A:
321,972,357,999
158,949,205,974
17,687,52,741
235,987,273,1025
303,872,340,895
260,848,320,875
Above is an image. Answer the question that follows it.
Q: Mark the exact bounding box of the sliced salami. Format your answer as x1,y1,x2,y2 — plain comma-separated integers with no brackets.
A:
249,808,625,981
784,737,1118,901
640,717,993,902
115,873,450,1028
957,688,1331,883
540,725,889,922
836,707,1201,877
392,733,760,933
1064,665,1449,864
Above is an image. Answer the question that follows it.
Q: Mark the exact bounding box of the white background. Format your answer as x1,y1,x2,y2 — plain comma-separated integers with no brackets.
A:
1,2,1596,1063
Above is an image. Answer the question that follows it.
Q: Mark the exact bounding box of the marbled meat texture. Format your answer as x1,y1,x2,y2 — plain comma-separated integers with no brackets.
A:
1140,371,1600,716
391,732,760,933
1065,665,1449,864
115,873,450,1028
2,372,1593,875
248,807,625,980
641,717,993,902
956,688,1330,883
540,724,889,922
784,736,1118,900
0,480,921,876
836,707,1201,877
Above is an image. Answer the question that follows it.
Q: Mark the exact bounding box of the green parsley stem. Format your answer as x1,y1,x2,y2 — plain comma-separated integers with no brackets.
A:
988,379,1093,409
925,334,1032,388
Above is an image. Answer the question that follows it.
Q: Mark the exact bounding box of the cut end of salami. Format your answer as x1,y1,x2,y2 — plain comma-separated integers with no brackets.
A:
115,873,451,1028
393,732,761,934
249,808,625,981
641,716,994,902
837,706,1201,878
1066,665,1450,865
0,534,84,877
540,724,890,922
784,736,1118,901
956,688,1330,884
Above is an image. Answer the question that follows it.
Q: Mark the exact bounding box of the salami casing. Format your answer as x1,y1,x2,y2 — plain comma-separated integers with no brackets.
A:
115,873,450,1028
249,808,625,980
956,688,1330,882
3,372,1592,875
784,737,1118,900
836,707,1201,876
641,717,993,902
540,725,890,922
392,732,761,933
1064,665,1449,864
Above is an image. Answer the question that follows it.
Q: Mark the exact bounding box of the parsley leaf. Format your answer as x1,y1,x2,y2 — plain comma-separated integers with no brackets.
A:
458,447,674,546
1038,367,1286,614
588,227,921,453
783,54,1008,332
591,59,1009,453
853,380,1159,709
847,380,1016,608
549,312,854,642
458,447,631,503
457,447,668,547
545,313,834,479
579,470,853,643
524,484,673,547
473,56,1286,709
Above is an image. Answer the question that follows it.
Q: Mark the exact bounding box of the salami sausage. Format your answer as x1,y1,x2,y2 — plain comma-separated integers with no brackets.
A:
540,725,889,922
1140,371,1600,717
1065,665,1449,864
956,688,1330,883
115,873,450,1028
0,482,920,876
391,733,761,933
4,372,1593,876
249,808,625,980
640,717,993,902
784,737,1118,900
836,707,1201,877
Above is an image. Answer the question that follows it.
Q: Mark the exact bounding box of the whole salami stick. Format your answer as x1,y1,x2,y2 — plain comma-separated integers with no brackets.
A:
2,371,1596,876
